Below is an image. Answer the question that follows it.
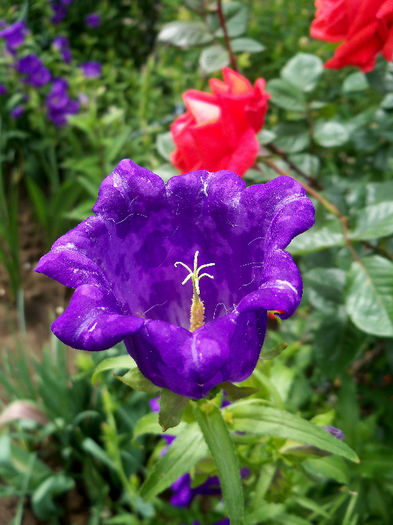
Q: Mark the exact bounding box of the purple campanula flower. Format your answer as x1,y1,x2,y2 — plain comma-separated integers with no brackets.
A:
17,54,51,88
53,36,71,63
85,13,101,28
0,83,7,95
46,77,79,126
10,105,25,119
35,160,315,399
0,21,27,51
80,61,101,78
51,3,67,24
322,425,345,440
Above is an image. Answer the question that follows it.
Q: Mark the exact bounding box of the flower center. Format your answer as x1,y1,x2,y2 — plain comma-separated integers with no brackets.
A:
174,251,215,332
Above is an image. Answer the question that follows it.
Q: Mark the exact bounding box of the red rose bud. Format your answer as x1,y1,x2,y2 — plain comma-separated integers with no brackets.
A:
310,0,393,72
170,68,270,177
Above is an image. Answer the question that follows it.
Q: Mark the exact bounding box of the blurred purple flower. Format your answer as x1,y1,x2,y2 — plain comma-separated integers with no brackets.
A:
10,105,25,119
323,425,345,440
0,83,7,95
17,54,51,87
85,13,101,28
80,61,101,78
50,3,67,24
0,20,27,51
53,36,71,63
46,78,79,126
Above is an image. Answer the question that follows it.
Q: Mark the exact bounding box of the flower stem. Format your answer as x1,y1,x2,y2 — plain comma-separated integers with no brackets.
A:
217,0,238,71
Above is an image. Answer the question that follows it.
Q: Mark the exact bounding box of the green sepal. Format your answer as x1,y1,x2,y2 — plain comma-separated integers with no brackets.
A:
220,381,258,401
114,368,160,393
159,388,189,431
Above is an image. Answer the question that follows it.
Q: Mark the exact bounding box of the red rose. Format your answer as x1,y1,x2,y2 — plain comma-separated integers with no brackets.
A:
170,68,270,177
311,0,393,72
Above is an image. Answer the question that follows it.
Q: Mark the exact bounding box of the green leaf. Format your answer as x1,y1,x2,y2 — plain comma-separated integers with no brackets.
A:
314,120,349,147
155,163,178,182
266,79,307,112
272,122,310,153
258,129,276,145
314,315,366,378
32,475,75,520
194,402,244,525
227,402,359,462
159,389,189,431
199,44,230,73
261,342,288,360
281,53,323,93
304,456,350,485
216,2,248,38
140,423,208,500
158,21,213,47
246,502,285,524
115,368,160,393
156,132,175,161
288,219,344,255
91,355,136,386
345,256,393,337
381,93,393,109
221,382,258,400
133,412,165,438
342,72,369,93
350,202,393,240
231,37,265,53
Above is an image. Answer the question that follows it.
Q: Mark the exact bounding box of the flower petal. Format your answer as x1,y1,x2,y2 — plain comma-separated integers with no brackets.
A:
53,284,143,350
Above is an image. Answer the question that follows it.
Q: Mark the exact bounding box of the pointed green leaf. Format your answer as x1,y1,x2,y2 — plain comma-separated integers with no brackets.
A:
345,256,393,337
199,44,230,73
227,402,359,462
159,389,188,431
158,21,213,47
266,79,307,112
281,53,323,93
194,402,244,525
221,382,258,401
115,369,159,393
92,355,136,386
140,423,207,500
350,201,393,240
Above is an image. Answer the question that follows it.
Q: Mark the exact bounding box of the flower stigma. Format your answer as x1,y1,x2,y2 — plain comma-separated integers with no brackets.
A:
174,251,215,332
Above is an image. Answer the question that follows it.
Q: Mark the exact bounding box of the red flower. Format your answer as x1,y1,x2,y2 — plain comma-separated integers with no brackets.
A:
311,0,393,72
170,68,270,177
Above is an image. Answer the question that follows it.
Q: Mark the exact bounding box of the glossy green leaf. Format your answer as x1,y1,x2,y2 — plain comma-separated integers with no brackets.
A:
350,201,393,240
159,389,188,431
158,21,213,47
281,53,323,92
216,2,248,38
199,44,230,73
288,219,344,255
314,120,349,147
342,72,369,93
231,37,265,53
91,355,136,386
345,256,393,337
194,402,244,525
156,132,174,161
140,423,207,500
267,78,307,112
227,402,359,462
273,122,310,153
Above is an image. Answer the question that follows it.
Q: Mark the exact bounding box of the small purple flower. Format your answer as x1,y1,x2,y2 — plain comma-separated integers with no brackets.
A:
78,92,89,105
35,161,314,398
51,3,67,24
0,83,7,95
323,425,345,440
53,36,71,63
0,21,27,50
46,77,79,126
85,13,101,28
10,105,25,119
17,54,51,88
80,61,101,78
